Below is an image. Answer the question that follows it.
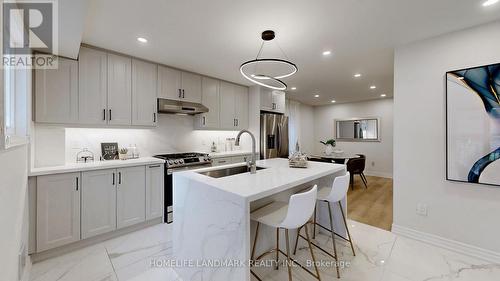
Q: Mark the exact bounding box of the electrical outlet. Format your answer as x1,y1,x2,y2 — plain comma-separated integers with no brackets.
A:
416,203,428,216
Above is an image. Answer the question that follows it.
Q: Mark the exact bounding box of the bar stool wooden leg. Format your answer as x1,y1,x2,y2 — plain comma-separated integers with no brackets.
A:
293,225,302,255
339,201,356,256
304,224,321,281
327,202,341,279
251,222,260,261
285,229,293,281
313,206,317,239
276,228,280,270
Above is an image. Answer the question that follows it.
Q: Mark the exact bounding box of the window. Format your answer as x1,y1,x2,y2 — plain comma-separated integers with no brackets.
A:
2,67,29,149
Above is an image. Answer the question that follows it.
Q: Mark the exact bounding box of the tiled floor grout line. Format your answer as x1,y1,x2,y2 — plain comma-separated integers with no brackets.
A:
104,247,120,281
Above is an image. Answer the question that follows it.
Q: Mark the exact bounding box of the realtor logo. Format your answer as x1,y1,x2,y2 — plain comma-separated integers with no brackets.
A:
2,0,58,69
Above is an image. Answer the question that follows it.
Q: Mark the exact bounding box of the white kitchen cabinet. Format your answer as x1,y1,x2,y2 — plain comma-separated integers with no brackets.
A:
146,164,164,220
212,157,232,166
181,72,202,103
157,66,202,103
35,57,78,124
107,53,132,125
81,169,117,239
234,85,249,129
78,47,108,125
260,89,285,113
219,82,249,130
37,173,80,252
117,166,146,229
132,59,157,126
219,81,237,129
195,77,219,129
157,65,181,100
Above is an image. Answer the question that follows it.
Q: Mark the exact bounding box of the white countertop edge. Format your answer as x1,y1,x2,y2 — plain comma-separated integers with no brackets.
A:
176,160,346,203
29,157,165,177
207,151,255,158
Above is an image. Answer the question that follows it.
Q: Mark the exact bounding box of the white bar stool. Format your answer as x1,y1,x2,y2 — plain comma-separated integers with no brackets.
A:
250,185,321,281
293,173,355,279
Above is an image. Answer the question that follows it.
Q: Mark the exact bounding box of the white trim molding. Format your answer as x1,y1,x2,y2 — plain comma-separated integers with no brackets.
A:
364,170,392,179
392,224,500,264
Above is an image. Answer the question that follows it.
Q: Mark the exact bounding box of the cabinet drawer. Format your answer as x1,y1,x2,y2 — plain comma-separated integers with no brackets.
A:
212,157,232,166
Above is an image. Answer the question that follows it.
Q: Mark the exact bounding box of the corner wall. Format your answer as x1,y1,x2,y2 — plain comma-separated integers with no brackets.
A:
314,98,394,178
393,20,500,257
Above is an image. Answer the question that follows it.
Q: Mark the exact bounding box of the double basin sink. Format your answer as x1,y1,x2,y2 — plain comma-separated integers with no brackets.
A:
198,165,266,178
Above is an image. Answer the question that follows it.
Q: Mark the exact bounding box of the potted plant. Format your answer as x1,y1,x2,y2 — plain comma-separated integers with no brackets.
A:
119,148,128,160
320,139,336,155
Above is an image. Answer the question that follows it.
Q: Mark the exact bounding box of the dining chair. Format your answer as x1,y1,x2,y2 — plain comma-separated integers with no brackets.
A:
346,157,368,190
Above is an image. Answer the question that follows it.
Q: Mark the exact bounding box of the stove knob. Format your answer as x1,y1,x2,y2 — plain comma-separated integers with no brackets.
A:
179,159,184,164
174,160,179,164
168,160,174,165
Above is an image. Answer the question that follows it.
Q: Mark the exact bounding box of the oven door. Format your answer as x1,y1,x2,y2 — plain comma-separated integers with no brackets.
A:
165,164,212,224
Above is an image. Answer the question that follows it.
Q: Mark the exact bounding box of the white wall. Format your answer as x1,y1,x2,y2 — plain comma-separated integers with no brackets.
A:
314,99,394,178
33,114,252,167
394,20,500,255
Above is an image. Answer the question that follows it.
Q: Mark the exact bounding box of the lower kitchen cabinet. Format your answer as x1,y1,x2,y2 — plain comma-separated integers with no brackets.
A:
33,164,164,252
146,164,164,220
117,166,146,229
36,173,81,252
81,169,117,239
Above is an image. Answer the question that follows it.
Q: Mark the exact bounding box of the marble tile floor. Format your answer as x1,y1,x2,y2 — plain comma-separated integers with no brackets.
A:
29,220,500,281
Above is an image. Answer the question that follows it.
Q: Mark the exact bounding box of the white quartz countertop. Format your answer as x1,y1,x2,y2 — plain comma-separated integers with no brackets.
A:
29,157,165,177
177,158,345,202
208,150,254,158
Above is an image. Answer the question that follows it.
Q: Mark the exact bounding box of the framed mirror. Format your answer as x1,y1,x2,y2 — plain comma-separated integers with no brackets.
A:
335,118,380,141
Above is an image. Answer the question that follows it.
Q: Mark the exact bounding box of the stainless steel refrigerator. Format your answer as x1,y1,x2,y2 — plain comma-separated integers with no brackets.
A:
260,113,289,159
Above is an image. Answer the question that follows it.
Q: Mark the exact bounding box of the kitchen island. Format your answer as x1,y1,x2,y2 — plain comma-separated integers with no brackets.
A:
173,158,346,281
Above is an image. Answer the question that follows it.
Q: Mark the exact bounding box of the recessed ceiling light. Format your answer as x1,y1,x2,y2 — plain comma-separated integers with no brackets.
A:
381,94,387,97
370,85,377,89
291,87,297,90
331,100,336,103
137,37,148,43
483,0,499,7
354,73,362,78
314,94,320,98
322,50,332,56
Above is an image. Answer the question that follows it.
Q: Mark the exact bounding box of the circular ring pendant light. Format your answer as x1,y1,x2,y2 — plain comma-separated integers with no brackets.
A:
240,30,298,90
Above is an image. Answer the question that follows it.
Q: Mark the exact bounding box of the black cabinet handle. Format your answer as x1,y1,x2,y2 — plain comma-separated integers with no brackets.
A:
112,172,115,185
202,116,206,126
153,113,157,123
178,89,182,98
182,89,185,98
118,172,122,184
76,177,79,191
109,109,112,120
103,109,106,120
149,165,161,168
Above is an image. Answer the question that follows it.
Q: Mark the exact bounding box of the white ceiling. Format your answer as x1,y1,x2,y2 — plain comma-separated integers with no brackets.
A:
81,0,500,105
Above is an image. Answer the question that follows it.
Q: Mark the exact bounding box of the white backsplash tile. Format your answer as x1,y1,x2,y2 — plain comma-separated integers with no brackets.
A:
33,114,252,167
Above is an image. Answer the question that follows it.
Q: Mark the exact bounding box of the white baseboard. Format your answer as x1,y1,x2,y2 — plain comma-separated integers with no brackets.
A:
392,224,500,264
363,170,393,179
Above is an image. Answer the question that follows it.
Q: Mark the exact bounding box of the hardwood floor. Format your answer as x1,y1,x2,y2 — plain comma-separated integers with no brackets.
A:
346,175,393,231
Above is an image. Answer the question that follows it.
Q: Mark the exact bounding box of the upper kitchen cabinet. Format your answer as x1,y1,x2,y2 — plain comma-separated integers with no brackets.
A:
260,89,285,113
107,53,132,125
195,77,220,129
35,57,79,124
181,72,202,103
132,59,157,126
219,81,248,130
78,47,108,125
157,65,201,103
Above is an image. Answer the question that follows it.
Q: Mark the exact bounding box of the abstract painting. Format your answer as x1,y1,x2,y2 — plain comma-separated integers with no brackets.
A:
446,63,500,186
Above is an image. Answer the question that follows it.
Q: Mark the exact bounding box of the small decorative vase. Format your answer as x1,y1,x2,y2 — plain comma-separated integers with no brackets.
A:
119,153,128,160
324,144,334,156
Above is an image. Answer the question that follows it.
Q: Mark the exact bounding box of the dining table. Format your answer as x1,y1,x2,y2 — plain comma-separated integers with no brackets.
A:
310,153,361,164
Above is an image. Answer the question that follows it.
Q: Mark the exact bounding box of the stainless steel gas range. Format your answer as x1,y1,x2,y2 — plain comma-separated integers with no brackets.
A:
153,152,212,223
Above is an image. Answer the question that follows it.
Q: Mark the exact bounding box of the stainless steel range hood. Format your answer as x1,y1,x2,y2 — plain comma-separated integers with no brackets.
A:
157,98,209,115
